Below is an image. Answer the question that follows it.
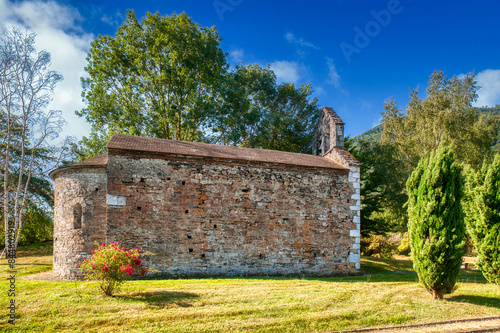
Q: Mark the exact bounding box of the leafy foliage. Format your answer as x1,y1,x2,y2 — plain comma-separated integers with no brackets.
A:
479,106,500,151
348,139,407,235
210,64,276,147
360,234,395,259
381,71,499,169
77,10,228,155
406,143,466,299
74,12,320,161
3,204,53,246
208,64,320,153
352,71,499,238
355,106,500,151
79,242,148,296
463,154,500,285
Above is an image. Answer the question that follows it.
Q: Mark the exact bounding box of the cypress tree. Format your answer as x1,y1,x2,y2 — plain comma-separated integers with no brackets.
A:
406,143,466,300
463,154,500,285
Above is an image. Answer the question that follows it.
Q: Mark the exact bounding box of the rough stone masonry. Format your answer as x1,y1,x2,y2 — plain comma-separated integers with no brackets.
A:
50,107,361,279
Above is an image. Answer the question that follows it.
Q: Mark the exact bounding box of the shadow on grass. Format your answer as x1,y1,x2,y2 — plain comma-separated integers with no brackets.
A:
448,294,500,308
132,257,419,284
132,256,485,285
457,270,488,284
119,290,199,308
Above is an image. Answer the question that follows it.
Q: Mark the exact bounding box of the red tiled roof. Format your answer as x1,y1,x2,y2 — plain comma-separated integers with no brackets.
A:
106,134,347,170
49,153,108,180
71,153,108,167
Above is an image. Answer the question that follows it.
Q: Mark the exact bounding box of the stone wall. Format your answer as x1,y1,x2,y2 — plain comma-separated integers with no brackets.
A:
323,150,361,269
52,167,107,279
105,150,359,277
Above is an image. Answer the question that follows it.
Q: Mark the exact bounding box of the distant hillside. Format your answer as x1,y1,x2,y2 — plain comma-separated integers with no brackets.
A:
353,106,500,151
477,105,500,116
352,124,382,144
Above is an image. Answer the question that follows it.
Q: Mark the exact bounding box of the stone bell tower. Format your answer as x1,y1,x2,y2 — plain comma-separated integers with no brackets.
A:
312,106,362,269
312,106,345,156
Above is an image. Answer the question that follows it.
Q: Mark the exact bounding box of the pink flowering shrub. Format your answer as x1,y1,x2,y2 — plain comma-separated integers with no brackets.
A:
78,242,148,296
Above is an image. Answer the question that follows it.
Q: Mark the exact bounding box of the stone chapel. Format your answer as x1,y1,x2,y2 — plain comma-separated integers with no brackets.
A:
50,106,361,279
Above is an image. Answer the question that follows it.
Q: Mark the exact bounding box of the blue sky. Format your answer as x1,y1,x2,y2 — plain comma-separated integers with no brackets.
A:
2,0,500,140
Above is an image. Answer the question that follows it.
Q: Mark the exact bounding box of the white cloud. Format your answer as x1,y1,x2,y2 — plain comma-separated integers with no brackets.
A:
230,48,244,63
101,14,117,27
285,32,319,50
474,69,500,107
3,0,82,31
270,60,302,84
326,57,341,88
314,86,326,96
98,9,124,27
372,117,382,127
1,0,93,141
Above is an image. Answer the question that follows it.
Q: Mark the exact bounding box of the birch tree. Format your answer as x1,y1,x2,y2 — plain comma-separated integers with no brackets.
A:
381,70,499,169
0,28,69,254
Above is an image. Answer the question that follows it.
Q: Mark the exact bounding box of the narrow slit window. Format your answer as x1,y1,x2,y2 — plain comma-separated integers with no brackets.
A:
73,204,82,229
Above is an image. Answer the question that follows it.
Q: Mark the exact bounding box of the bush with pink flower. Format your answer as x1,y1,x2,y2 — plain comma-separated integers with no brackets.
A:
78,242,148,296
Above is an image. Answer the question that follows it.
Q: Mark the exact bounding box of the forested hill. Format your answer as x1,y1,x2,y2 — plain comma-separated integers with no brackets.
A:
352,124,382,143
353,105,500,151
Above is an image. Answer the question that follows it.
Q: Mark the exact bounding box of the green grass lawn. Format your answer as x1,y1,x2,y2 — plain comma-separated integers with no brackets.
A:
1,242,499,332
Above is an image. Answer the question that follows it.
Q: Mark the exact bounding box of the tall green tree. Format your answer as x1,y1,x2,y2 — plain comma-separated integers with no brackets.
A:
255,82,320,153
463,154,500,285
406,142,466,299
209,64,276,147
349,140,407,236
77,10,228,157
368,70,499,235
382,70,499,169
210,63,320,153
75,13,321,161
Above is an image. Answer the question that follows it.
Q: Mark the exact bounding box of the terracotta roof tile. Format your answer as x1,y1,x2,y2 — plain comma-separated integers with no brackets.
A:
49,153,108,180
71,153,108,167
106,134,347,170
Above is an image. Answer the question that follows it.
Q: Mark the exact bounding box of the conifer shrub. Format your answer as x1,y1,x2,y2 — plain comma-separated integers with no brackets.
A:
463,154,500,285
406,143,466,300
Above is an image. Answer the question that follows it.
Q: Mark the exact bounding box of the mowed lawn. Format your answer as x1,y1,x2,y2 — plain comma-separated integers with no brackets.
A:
1,242,499,332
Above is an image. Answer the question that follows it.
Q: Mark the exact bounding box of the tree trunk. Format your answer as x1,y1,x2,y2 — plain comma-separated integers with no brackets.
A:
431,289,444,300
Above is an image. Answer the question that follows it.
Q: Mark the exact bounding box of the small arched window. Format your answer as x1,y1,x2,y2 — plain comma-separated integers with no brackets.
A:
73,204,82,229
